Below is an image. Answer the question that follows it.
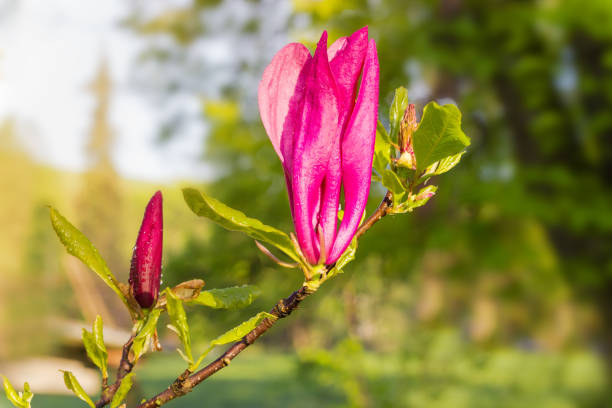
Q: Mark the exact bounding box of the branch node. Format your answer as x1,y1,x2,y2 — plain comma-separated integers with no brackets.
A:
274,299,291,318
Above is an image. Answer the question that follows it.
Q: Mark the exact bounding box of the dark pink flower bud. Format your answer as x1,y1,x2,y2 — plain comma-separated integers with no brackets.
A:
129,191,163,308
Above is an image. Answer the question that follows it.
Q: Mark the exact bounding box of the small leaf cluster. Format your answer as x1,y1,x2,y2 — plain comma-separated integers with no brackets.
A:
2,203,268,407
2,377,33,408
374,87,471,213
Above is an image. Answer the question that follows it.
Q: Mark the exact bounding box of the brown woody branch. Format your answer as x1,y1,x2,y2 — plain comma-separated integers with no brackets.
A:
95,335,136,408
355,190,393,240
98,191,393,407
136,284,316,407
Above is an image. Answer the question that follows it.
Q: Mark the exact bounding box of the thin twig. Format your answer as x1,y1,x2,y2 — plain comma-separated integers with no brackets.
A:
255,240,299,268
94,335,135,408
355,190,393,240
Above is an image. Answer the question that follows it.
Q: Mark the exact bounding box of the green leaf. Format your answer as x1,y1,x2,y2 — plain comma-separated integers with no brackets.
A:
92,316,107,370
376,119,391,144
2,376,29,408
132,309,162,361
389,87,409,141
21,383,32,407
110,373,133,408
210,312,276,348
191,285,261,310
183,188,303,265
191,311,276,370
381,169,405,195
394,185,438,213
427,151,465,175
61,371,94,408
412,102,470,172
373,121,392,176
166,289,192,364
330,237,357,276
49,207,127,306
82,315,108,379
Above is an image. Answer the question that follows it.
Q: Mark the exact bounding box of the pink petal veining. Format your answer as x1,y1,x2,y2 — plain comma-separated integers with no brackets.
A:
257,26,378,266
328,39,379,264
318,27,370,260
291,31,340,264
258,43,311,163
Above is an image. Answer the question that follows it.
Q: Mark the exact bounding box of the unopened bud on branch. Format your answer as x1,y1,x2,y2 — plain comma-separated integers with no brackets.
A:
129,191,163,308
397,103,417,169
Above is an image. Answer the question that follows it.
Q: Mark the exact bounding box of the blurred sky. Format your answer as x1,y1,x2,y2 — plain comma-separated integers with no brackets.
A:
0,0,211,182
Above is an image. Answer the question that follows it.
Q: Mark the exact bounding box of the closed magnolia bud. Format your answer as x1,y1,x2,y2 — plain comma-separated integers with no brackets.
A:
129,191,163,308
398,104,417,169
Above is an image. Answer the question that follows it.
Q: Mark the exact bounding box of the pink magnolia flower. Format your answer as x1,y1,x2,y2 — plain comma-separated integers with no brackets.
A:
129,191,163,308
258,27,379,265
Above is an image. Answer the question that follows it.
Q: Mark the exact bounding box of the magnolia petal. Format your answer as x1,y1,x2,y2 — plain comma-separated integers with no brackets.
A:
317,135,342,260
292,31,340,264
329,26,368,112
282,57,313,212
318,27,369,261
258,43,311,163
328,36,347,60
327,39,379,265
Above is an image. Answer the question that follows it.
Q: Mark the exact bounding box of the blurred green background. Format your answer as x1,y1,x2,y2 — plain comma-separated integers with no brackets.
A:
1,0,611,407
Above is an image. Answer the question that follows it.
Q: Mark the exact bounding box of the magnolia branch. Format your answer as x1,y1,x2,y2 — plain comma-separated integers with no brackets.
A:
136,284,314,408
95,334,136,408
355,190,393,240
96,191,393,407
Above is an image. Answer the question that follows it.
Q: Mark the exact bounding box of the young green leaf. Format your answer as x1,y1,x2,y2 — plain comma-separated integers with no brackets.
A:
132,308,162,361
190,285,261,310
81,332,104,378
412,102,470,172
61,371,94,408
49,207,127,307
2,375,30,408
427,151,465,176
329,236,357,276
389,86,409,141
190,311,276,370
376,119,391,144
110,373,134,408
183,188,303,265
394,185,438,213
92,316,106,362
210,312,276,347
82,315,108,379
166,289,193,364
381,169,405,195
373,121,392,177
21,383,32,407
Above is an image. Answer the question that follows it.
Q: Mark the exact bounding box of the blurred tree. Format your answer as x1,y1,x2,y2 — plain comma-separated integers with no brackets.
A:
70,60,128,327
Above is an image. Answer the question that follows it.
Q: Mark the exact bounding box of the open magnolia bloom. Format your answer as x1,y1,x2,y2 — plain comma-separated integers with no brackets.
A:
258,27,379,266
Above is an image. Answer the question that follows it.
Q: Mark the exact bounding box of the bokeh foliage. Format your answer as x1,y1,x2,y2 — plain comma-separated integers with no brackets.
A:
2,0,611,406
122,0,612,406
